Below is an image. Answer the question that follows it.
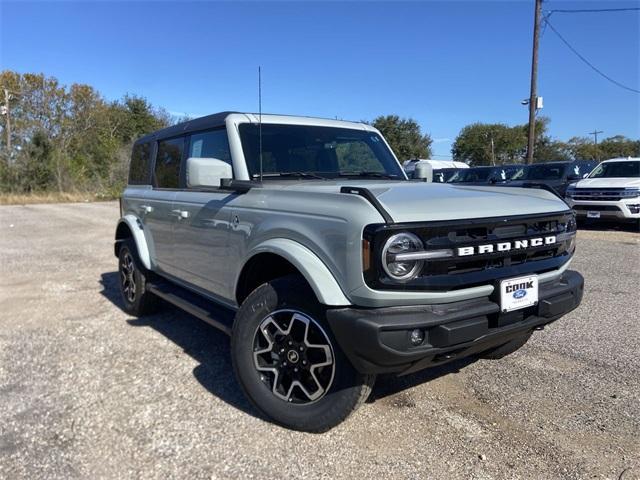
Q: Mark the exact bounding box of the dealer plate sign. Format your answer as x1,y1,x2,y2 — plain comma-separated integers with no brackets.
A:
500,275,538,313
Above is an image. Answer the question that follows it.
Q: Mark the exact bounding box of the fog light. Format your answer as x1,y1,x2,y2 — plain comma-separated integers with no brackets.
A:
628,204,640,214
410,329,425,346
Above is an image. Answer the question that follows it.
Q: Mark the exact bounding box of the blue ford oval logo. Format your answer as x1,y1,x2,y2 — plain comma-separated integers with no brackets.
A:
513,289,527,299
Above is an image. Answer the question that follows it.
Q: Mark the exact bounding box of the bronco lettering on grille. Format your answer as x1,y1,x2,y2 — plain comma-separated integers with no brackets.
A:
457,235,557,257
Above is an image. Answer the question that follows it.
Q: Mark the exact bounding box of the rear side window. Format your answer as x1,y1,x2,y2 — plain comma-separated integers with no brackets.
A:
129,142,151,185
154,137,184,189
189,129,232,164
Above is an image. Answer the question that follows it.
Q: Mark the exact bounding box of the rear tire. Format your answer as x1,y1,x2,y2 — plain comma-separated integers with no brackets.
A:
231,275,375,432
479,331,532,360
117,239,158,316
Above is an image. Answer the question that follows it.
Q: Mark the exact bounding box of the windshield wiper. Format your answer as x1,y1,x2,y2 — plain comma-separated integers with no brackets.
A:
339,171,400,179
261,172,326,180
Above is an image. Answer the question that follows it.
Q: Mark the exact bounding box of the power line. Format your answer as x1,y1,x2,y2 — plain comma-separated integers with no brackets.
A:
545,8,640,14
543,18,640,94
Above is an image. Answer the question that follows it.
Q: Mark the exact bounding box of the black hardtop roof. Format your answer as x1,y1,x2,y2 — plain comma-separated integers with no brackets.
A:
134,111,368,146
135,111,238,145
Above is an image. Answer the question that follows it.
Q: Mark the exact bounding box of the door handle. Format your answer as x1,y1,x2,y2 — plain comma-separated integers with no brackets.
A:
171,209,190,219
140,204,153,214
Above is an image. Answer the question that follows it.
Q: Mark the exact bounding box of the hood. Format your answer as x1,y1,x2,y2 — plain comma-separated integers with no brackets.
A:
574,177,640,189
272,180,568,223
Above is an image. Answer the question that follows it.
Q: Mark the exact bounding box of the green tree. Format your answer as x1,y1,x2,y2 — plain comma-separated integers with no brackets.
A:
452,123,526,166
452,117,580,165
371,115,432,161
598,135,640,159
0,70,171,195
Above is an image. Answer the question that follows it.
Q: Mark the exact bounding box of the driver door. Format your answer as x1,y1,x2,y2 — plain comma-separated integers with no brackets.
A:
170,128,235,298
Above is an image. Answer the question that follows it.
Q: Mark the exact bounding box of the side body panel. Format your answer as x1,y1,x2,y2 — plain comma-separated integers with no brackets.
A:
170,190,234,296
142,190,178,273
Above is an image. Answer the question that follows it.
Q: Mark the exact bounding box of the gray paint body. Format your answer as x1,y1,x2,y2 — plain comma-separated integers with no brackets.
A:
119,114,571,309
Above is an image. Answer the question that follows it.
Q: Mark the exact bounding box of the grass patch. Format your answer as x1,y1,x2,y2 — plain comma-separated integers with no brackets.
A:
0,191,118,205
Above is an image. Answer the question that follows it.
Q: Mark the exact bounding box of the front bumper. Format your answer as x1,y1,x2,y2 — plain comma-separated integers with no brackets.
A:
567,199,640,221
327,270,584,375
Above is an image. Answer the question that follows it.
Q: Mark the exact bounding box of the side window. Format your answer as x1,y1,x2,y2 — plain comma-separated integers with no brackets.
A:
154,137,184,189
129,142,151,185
189,129,231,164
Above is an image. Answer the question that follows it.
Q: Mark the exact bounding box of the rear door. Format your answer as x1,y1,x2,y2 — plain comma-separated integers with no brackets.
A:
144,136,186,272
170,128,235,298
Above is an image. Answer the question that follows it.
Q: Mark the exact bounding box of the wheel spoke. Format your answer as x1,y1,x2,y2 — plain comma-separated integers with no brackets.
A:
252,309,335,404
120,251,137,304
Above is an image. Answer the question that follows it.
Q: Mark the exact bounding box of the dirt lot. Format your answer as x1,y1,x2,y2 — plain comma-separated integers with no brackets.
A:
1,201,639,479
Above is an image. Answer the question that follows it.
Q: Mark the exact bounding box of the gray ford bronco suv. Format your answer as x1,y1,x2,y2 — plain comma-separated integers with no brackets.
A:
115,112,584,432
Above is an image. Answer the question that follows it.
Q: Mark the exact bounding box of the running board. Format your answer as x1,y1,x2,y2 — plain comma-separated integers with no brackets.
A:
146,280,235,336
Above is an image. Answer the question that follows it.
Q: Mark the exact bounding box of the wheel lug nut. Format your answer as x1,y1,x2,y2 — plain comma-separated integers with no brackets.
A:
299,346,304,351
288,341,293,346
302,360,307,365
294,367,298,372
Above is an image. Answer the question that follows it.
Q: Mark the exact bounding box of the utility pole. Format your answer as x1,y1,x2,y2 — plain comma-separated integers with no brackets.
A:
589,129,603,160
490,134,496,166
526,0,543,164
3,88,11,157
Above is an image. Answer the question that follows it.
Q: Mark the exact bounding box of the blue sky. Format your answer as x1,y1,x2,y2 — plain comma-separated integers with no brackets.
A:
1,0,638,158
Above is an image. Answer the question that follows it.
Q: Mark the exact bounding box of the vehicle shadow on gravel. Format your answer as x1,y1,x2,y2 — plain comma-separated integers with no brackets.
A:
369,357,477,404
99,271,260,420
100,271,477,416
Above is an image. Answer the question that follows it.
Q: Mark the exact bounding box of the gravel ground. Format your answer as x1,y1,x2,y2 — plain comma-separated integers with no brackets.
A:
0,201,638,480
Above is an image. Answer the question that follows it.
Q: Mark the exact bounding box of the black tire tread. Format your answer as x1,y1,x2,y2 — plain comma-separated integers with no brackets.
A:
231,275,375,432
118,239,159,316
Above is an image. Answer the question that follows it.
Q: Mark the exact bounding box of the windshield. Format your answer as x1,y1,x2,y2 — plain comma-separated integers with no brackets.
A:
511,166,528,180
433,168,458,183
525,164,566,180
589,161,640,178
448,168,493,183
239,124,405,179
503,166,525,180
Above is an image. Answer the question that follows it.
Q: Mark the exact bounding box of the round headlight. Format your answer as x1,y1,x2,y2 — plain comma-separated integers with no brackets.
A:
381,232,424,282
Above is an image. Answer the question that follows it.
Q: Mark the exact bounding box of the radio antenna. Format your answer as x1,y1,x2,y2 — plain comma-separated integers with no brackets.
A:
258,66,263,182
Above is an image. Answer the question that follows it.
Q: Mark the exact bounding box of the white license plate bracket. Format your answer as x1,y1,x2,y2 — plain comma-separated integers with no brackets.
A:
500,275,539,313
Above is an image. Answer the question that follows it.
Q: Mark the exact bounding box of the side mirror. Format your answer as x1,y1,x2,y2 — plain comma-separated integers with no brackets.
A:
414,162,433,182
567,174,581,181
186,157,232,188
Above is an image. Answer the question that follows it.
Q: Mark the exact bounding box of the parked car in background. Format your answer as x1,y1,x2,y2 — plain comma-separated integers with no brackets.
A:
508,160,598,197
565,157,640,226
447,165,525,185
433,167,460,183
403,158,468,179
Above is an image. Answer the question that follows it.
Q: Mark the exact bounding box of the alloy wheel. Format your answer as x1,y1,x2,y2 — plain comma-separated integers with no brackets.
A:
120,251,136,303
253,310,335,404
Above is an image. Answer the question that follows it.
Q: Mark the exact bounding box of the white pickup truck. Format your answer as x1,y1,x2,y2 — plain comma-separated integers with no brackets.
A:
565,157,640,227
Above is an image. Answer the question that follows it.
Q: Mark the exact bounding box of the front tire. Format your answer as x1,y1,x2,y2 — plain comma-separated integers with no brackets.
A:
231,275,375,432
117,239,158,316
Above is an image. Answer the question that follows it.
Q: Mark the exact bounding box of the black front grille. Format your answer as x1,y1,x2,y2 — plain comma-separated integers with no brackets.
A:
568,188,638,202
364,211,576,291
573,205,621,212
